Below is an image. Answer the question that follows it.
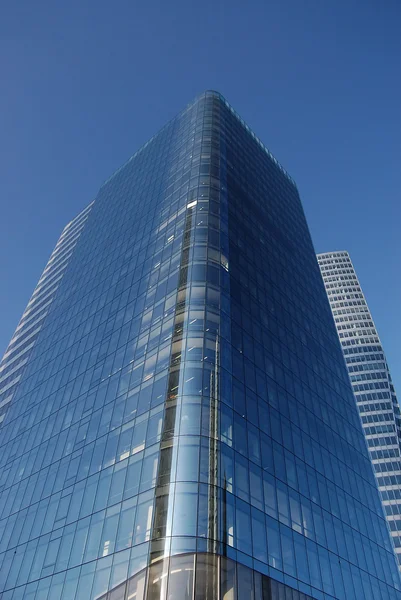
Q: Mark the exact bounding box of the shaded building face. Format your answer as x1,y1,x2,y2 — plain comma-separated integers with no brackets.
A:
0,92,400,600
318,250,401,570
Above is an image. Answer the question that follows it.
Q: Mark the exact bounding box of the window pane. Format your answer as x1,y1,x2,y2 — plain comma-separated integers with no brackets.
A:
167,554,194,600
195,554,218,600
220,556,236,600
146,559,168,600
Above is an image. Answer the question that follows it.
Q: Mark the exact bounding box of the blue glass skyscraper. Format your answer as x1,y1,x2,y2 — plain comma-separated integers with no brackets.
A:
0,92,400,599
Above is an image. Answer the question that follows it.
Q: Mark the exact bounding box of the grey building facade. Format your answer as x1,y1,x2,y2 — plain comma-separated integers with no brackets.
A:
0,93,400,600
318,250,401,568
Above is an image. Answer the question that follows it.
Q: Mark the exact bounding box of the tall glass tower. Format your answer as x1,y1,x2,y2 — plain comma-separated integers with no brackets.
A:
0,93,400,600
317,250,401,568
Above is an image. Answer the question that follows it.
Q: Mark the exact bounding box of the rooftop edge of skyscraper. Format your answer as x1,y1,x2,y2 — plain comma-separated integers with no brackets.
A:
100,89,297,192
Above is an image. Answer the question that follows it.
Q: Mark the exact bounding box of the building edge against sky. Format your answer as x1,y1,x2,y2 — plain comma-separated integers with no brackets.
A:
317,250,401,568
0,91,400,600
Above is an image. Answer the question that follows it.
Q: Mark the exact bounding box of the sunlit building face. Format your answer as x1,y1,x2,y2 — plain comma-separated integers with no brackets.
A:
0,92,399,600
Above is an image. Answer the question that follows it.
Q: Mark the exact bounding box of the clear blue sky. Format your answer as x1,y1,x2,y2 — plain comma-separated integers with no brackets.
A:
0,0,400,391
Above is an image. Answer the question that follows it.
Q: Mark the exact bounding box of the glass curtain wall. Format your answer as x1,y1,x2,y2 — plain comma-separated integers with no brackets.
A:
0,93,400,600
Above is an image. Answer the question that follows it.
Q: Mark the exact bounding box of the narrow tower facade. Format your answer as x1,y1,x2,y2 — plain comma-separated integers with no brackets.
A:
318,250,401,568
0,93,400,600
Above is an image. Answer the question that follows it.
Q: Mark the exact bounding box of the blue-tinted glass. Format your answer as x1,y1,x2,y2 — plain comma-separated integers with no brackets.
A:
0,91,399,600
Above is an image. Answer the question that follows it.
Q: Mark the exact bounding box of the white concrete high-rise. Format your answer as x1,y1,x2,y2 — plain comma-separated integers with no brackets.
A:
318,250,401,566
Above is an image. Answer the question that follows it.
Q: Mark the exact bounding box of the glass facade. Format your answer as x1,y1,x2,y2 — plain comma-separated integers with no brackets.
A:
0,91,400,600
317,250,401,568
